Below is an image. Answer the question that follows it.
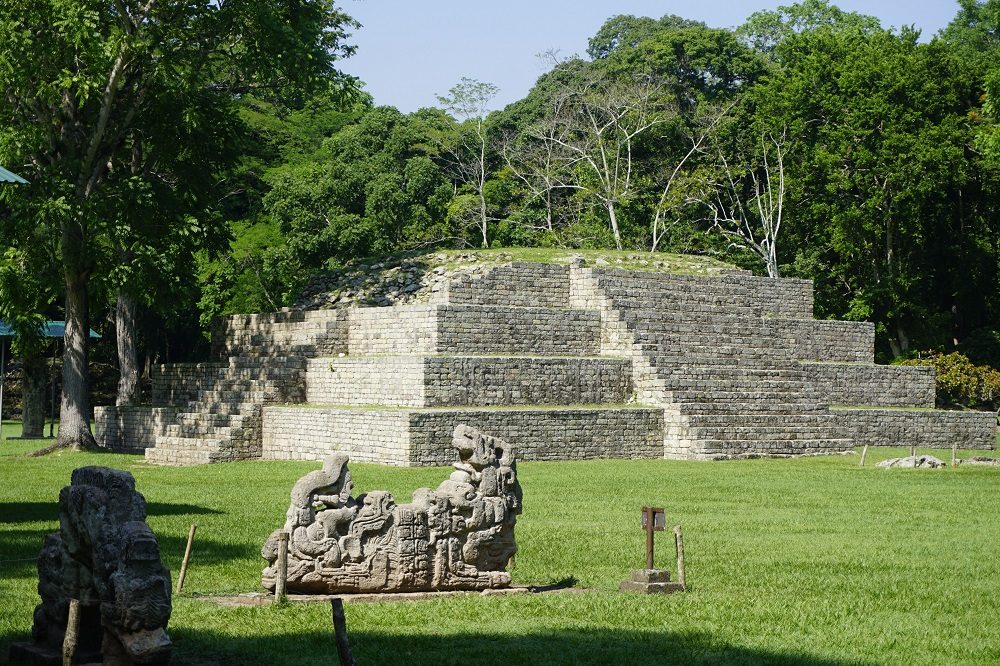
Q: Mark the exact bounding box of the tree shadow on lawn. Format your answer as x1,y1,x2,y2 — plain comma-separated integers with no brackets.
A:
167,626,863,666
0,502,228,580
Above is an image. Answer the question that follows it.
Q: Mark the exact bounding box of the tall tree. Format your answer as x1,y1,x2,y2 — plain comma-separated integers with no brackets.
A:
437,78,500,247
0,0,358,449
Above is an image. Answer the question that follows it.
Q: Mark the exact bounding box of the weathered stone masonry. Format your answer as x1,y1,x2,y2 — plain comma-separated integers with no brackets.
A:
96,261,996,464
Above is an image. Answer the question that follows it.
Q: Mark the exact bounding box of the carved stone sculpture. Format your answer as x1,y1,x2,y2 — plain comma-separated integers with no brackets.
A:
262,425,522,593
11,467,172,665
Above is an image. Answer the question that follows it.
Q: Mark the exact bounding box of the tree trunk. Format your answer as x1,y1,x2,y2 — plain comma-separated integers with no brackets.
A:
115,292,139,406
607,202,622,250
479,190,489,248
20,352,46,438
766,252,780,279
56,271,96,450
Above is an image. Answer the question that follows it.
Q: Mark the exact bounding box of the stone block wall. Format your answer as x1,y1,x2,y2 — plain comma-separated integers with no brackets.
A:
261,407,412,465
421,356,631,406
445,262,570,308
576,268,814,320
305,356,633,407
151,359,306,406
406,407,665,465
744,276,814,319
803,363,936,407
95,406,178,452
306,357,426,406
260,405,665,466
833,408,996,449
213,310,348,358
152,363,227,405
347,306,438,355
348,305,601,356
774,319,875,363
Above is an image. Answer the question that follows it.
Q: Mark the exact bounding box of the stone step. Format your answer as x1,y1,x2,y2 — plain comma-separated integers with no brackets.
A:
691,438,854,455
617,306,765,323
677,402,831,415
163,423,236,437
646,351,792,366
144,447,220,466
153,435,226,450
181,401,258,415
176,412,246,426
194,389,303,403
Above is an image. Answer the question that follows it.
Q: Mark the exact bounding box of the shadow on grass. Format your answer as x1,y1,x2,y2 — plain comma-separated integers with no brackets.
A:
164,626,862,666
0,502,223,525
0,502,230,581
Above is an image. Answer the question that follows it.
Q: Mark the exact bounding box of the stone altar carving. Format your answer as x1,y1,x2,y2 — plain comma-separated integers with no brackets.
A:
262,425,522,593
11,467,172,665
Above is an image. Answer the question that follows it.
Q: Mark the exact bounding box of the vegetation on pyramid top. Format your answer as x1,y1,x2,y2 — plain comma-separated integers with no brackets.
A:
295,248,736,309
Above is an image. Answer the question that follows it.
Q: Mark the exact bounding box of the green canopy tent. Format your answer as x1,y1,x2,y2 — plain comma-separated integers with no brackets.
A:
0,322,102,438
0,165,28,184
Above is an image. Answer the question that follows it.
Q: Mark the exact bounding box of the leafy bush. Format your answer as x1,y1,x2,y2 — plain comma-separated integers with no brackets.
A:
901,352,1000,410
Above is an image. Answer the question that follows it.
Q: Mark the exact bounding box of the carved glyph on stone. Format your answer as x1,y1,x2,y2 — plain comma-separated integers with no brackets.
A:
262,425,522,593
11,467,172,665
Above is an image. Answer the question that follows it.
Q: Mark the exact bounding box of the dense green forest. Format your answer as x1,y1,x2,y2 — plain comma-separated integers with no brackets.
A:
2,1,1000,446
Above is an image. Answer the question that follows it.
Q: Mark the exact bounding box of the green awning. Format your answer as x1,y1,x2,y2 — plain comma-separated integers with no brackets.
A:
0,320,101,339
0,166,27,184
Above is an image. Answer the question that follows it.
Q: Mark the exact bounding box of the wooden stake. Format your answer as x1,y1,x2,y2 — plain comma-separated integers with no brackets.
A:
62,599,80,666
859,444,869,467
176,523,197,594
276,532,288,602
910,443,916,459
644,506,655,570
673,525,686,591
331,598,356,666
952,441,958,468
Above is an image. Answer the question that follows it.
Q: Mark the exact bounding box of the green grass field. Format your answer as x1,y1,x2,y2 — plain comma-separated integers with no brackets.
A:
1,422,999,665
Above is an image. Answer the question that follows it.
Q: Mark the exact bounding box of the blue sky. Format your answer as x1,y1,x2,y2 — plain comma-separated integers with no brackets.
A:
338,1,962,113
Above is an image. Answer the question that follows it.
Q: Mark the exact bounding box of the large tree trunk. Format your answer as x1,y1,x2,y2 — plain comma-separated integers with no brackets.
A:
20,352,46,438
115,292,139,406
56,270,96,450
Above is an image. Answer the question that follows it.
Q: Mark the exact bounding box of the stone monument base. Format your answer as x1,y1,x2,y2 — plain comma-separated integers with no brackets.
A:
619,569,684,594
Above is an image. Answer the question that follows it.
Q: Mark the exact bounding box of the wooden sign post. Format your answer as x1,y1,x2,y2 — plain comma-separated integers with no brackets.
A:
641,506,665,570
620,506,684,594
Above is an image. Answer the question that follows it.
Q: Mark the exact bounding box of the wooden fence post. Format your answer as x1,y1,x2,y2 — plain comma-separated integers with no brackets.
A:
859,445,869,467
62,599,80,666
276,532,288,603
673,525,686,592
176,523,197,594
331,598,356,666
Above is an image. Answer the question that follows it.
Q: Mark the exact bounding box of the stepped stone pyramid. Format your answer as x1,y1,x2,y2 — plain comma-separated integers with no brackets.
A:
95,260,996,465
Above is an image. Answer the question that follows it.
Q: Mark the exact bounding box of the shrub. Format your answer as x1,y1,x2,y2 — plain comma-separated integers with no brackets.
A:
901,352,1000,411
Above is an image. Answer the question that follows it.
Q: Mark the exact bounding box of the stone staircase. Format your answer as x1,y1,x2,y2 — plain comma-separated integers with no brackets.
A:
142,356,306,465
94,259,997,465
570,268,852,458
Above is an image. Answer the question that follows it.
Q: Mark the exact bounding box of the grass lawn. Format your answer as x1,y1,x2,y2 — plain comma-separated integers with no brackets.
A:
1,423,999,665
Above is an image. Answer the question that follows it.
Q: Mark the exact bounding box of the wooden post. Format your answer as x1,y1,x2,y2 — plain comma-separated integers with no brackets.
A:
276,532,288,602
331,598,356,666
644,507,654,570
952,441,958,468
175,523,197,594
910,443,916,459
859,444,869,467
62,599,80,666
673,525,686,591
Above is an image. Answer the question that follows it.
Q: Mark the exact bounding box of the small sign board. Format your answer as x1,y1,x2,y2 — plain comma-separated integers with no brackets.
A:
641,506,666,531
